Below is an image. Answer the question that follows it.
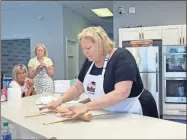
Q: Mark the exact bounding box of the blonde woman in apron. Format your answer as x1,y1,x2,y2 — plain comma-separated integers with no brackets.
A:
40,27,158,119
28,44,54,95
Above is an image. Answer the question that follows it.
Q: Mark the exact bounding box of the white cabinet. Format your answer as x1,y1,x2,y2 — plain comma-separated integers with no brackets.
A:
162,24,186,45
119,24,186,47
119,28,141,47
162,25,182,45
119,27,162,47
141,27,162,40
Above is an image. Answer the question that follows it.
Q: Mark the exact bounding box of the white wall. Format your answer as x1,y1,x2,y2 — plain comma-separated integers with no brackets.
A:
113,1,186,47
62,5,93,78
1,2,64,79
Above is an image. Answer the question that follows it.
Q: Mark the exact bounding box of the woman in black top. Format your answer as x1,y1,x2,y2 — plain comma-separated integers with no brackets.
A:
41,26,158,118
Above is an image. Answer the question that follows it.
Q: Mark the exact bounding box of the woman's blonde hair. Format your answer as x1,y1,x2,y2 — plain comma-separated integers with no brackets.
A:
34,43,48,57
12,64,28,82
77,26,114,56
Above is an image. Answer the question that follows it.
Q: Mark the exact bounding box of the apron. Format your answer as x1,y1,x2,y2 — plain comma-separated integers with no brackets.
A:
33,59,54,95
83,54,144,115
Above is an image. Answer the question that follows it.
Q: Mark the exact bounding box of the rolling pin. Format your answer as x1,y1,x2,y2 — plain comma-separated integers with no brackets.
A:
55,106,92,121
43,112,92,125
55,106,71,113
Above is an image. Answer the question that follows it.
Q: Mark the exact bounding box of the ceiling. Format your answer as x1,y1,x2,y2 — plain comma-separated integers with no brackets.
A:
57,1,113,33
1,1,113,33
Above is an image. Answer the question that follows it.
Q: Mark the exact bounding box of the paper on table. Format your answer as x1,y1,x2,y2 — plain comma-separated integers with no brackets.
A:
36,96,59,105
66,100,79,104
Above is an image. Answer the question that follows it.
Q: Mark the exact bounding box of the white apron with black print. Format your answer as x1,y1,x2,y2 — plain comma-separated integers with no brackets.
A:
83,54,143,114
33,59,54,95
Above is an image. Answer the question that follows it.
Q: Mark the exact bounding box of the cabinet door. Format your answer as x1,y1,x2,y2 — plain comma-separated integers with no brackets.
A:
162,25,182,45
119,28,141,47
141,26,162,40
181,25,186,45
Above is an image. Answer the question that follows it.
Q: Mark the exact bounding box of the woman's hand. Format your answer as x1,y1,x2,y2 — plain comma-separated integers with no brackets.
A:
25,79,34,96
40,62,47,70
26,79,34,87
39,101,60,111
36,65,43,73
60,104,89,119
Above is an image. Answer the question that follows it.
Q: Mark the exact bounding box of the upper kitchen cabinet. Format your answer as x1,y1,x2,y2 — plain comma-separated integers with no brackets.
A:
119,24,186,47
181,25,186,45
162,25,186,45
141,27,162,40
119,28,142,47
119,26,162,47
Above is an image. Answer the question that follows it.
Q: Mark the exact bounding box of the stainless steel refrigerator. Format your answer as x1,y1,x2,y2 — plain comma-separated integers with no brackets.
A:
125,46,160,115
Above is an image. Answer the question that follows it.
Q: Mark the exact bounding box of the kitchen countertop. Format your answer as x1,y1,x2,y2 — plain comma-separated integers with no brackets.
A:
1,94,186,139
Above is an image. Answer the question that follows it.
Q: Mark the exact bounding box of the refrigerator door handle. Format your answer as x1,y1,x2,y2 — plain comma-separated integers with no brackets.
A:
155,51,159,93
156,73,159,92
155,52,158,71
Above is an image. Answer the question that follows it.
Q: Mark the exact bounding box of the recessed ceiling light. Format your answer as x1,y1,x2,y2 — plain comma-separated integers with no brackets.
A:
91,8,113,17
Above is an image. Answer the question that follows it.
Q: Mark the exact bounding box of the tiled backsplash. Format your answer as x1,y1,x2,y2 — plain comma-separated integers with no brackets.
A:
1,39,30,77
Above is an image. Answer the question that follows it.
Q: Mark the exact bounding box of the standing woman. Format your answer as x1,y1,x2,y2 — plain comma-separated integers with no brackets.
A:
28,44,54,95
40,27,158,118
